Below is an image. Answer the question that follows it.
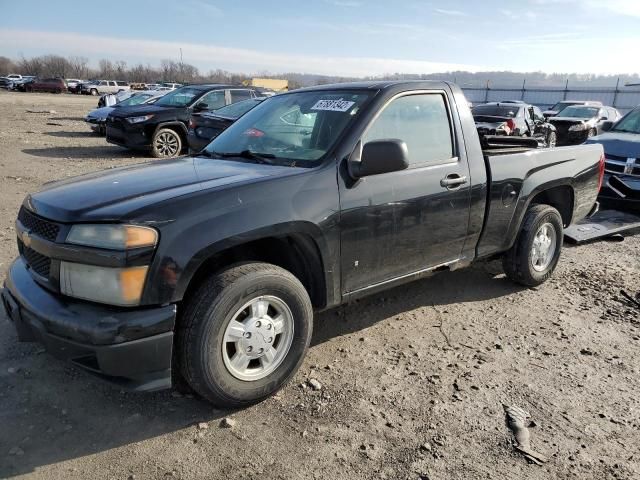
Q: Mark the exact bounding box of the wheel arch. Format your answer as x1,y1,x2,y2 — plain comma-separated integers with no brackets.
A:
175,226,331,310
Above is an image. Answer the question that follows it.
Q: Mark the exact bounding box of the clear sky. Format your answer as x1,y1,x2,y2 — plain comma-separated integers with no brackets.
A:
1,0,638,76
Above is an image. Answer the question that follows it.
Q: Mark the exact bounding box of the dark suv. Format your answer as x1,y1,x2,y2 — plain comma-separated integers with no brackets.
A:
106,85,260,158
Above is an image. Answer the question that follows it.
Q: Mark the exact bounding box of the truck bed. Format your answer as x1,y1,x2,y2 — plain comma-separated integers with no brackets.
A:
476,143,604,259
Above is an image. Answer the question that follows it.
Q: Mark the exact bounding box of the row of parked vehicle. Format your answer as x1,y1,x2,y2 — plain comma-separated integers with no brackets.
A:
0,75,186,95
471,98,639,210
471,99,622,148
85,84,268,157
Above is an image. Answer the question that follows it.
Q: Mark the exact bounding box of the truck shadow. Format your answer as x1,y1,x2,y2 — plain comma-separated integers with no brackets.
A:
312,262,521,347
0,262,519,477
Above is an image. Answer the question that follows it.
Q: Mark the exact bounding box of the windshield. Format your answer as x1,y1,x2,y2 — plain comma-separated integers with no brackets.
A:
118,93,156,107
204,90,372,167
154,87,202,107
557,106,599,118
210,98,263,119
612,108,640,134
550,101,581,112
472,105,520,118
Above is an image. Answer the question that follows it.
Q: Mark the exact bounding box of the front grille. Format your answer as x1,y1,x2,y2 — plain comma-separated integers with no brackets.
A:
19,241,51,277
18,207,60,242
605,155,640,178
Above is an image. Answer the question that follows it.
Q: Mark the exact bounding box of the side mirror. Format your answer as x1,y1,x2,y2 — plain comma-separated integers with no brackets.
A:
601,121,614,132
193,103,209,112
349,139,409,179
599,116,608,121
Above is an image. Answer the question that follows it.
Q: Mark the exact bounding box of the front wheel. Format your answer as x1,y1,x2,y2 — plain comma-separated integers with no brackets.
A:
546,131,557,148
177,262,313,407
502,204,563,287
90,88,98,96
151,128,182,158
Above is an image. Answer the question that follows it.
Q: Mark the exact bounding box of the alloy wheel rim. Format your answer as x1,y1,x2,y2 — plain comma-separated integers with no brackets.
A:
156,132,179,156
221,295,294,381
531,222,557,272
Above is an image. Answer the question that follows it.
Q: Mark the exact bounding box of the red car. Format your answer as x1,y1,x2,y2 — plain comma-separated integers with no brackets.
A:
25,78,66,93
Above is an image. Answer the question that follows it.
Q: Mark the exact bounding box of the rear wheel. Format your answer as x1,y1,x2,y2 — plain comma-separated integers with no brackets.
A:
90,88,98,96
177,262,313,407
588,128,597,138
151,128,182,158
502,204,563,287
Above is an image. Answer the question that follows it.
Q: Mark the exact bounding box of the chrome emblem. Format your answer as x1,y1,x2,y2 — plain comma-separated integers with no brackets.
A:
624,157,636,175
21,230,32,248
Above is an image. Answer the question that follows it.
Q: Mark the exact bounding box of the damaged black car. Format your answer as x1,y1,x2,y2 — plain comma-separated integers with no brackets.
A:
549,105,621,146
472,102,557,147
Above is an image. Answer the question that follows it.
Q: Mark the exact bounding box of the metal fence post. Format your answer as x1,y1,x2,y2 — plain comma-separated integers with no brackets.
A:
613,77,620,110
521,79,526,101
563,79,569,100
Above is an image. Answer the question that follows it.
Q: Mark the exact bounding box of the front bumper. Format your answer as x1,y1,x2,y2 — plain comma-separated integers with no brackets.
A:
557,129,591,146
598,174,640,211
106,119,151,149
85,117,106,132
2,257,176,391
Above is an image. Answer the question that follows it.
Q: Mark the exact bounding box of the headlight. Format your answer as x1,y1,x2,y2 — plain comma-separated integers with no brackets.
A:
60,262,148,306
569,123,588,132
67,224,158,250
126,114,154,124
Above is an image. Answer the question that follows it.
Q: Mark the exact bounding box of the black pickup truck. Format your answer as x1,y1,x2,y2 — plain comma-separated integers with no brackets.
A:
2,81,603,407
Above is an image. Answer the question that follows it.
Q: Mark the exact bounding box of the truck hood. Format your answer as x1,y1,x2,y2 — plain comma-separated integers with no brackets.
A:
586,131,640,158
26,156,300,223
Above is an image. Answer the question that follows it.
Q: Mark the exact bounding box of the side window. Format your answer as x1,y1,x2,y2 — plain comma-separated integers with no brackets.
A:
362,93,454,167
100,81,108,86
533,106,545,122
198,90,226,110
229,89,253,104
599,109,608,120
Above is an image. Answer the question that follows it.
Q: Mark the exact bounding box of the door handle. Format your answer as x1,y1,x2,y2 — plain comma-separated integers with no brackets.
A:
440,174,468,189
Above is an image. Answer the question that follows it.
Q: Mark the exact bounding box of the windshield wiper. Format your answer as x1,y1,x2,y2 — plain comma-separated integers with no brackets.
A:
215,150,277,164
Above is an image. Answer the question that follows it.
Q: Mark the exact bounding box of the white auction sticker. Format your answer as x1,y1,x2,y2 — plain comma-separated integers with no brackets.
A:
311,98,356,112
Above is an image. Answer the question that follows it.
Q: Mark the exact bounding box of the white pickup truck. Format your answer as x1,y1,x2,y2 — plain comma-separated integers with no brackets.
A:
81,80,130,96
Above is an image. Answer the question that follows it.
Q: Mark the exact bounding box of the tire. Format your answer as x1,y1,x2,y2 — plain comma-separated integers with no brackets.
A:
151,128,182,158
177,262,313,407
588,128,597,138
502,204,563,287
546,131,557,148
90,88,98,96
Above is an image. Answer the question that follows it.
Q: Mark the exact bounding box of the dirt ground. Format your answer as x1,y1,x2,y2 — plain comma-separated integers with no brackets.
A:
0,91,639,480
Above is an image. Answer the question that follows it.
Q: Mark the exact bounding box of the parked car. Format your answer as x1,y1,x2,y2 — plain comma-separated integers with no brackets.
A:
25,78,66,93
6,74,23,80
0,77,15,90
13,76,36,91
81,80,130,96
187,97,265,152
543,100,602,118
65,79,84,92
162,82,183,90
2,81,603,407
586,105,640,210
106,84,260,157
548,105,621,145
85,90,168,134
472,102,557,147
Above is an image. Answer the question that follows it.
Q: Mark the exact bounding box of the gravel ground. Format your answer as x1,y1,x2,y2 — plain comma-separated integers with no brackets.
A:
0,91,639,480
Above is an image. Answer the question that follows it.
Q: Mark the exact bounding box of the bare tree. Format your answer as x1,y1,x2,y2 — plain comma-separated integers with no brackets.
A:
0,56,15,76
98,59,114,78
68,56,89,78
